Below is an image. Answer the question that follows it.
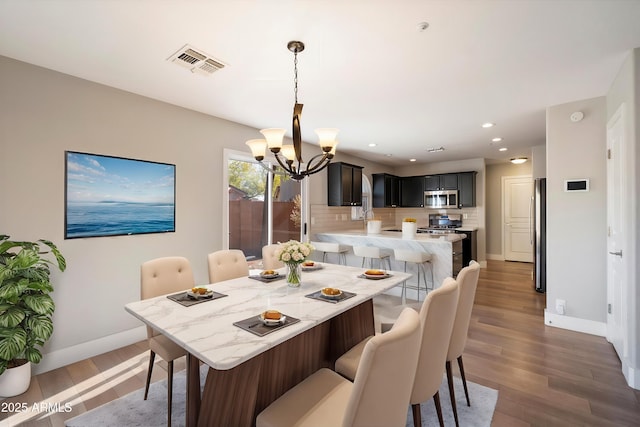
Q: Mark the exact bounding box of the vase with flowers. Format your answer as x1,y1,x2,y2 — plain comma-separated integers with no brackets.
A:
276,240,314,287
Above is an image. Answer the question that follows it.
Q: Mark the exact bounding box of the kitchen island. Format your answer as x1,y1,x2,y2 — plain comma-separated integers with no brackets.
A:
314,230,465,292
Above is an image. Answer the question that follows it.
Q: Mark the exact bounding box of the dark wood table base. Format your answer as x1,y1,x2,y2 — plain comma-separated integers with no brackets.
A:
186,299,375,427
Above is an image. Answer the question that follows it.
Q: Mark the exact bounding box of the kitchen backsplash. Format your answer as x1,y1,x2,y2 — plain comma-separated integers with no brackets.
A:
310,204,479,236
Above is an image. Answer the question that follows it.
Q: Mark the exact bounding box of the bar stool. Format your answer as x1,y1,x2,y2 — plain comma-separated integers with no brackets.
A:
310,241,350,265
353,246,392,270
394,248,434,301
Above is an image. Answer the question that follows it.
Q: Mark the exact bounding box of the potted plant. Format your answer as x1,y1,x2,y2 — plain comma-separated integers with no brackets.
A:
0,235,66,397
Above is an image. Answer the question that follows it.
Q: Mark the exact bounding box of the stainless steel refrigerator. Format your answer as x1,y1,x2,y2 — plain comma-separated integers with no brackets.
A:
533,178,546,293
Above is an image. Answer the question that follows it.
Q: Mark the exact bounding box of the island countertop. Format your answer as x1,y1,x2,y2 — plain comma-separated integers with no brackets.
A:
314,230,464,290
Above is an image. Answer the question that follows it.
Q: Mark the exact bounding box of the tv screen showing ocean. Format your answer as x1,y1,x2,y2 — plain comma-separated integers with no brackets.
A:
66,201,175,238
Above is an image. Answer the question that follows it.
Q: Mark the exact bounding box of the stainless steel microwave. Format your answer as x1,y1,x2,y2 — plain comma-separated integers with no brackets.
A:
424,190,458,209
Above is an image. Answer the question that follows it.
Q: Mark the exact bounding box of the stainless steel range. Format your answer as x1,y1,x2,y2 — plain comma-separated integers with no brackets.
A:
417,214,462,234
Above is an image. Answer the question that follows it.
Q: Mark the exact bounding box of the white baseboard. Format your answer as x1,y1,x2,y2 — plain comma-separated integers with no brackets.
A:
486,253,505,261
34,327,147,375
622,358,640,390
544,309,606,337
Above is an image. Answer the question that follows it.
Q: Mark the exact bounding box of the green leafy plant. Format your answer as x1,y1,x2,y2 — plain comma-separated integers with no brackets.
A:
0,235,66,375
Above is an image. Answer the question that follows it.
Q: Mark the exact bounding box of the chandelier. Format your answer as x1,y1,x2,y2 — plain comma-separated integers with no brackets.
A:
246,41,338,181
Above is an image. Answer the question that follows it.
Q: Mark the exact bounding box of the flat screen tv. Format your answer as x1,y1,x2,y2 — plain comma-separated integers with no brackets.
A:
65,151,176,239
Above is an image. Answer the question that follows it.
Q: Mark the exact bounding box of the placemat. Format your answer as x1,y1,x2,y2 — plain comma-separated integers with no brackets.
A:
249,274,286,283
305,290,357,304
167,291,227,307
233,313,300,337
357,273,393,280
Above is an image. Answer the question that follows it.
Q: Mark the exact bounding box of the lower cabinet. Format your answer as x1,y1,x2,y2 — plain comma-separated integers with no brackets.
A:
455,229,477,268
452,240,463,277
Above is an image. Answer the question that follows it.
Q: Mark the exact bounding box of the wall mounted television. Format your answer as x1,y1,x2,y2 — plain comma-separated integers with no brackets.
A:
65,151,176,239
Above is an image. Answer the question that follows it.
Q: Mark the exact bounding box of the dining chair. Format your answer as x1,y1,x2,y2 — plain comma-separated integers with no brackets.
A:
446,260,481,427
335,277,460,427
207,249,250,283
256,307,422,427
140,256,193,427
261,244,284,270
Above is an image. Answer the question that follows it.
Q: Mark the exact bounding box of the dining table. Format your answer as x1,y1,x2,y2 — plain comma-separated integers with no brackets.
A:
124,262,411,427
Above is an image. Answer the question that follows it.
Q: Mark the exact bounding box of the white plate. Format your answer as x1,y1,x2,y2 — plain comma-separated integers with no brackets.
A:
363,272,389,280
259,313,286,326
186,288,214,299
301,262,322,271
260,272,280,279
320,288,342,299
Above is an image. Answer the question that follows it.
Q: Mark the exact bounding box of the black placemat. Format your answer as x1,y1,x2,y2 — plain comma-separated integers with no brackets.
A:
233,313,300,337
249,274,286,283
167,291,227,307
305,290,357,304
357,273,393,280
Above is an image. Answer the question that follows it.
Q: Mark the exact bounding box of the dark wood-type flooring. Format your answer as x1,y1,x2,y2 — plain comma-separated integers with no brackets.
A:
1,260,639,426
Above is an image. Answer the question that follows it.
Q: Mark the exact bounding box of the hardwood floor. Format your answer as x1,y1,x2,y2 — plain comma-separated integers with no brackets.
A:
1,260,638,426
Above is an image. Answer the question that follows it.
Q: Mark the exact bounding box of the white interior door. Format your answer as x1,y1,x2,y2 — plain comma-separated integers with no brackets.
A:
503,176,534,262
606,105,627,359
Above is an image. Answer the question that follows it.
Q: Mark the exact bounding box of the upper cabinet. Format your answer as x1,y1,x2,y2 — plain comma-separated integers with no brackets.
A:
328,162,363,206
372,173,399,208
457,172,477,208
424,174,458,191
399,176,425,207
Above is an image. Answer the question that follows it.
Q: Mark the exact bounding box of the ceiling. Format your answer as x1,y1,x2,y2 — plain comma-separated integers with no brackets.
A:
2,1,640,166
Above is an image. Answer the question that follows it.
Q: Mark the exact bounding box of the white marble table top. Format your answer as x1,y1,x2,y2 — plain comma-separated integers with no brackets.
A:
125,263,410,370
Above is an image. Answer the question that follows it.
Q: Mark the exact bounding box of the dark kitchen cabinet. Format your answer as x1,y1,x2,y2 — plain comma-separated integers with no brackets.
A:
424,173,458,191
455,229,477,267
328,162,363,206
457,172,477,207
399,176,425,207
372,173,399,207
452,239,464,277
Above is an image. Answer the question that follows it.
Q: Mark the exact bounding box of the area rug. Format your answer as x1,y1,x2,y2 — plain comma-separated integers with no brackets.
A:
66,365,497,427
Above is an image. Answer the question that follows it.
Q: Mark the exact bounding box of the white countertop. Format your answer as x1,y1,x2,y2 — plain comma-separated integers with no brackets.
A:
321,229,465,243
125,264,410,370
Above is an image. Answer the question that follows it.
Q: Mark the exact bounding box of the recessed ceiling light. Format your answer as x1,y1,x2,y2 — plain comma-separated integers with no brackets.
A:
417,22,429,32
482,122,495,128
409,158,417,162
499,147,507,152
492,137,503,142
386,154,393,157
368,143,377,147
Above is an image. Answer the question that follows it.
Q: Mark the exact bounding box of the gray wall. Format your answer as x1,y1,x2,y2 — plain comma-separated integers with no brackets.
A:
546,96,607,322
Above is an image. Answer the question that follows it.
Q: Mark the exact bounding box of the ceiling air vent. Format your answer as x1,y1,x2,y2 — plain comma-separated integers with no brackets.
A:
168,44,226,76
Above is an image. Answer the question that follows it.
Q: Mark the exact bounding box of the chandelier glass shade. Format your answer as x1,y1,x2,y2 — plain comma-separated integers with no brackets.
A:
245,41,338,181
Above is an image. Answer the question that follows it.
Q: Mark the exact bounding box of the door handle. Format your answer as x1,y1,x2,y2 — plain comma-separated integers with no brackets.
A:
609,250,623,257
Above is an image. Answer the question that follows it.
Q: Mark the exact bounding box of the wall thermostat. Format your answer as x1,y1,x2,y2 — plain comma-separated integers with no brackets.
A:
564,179,589,192
570,111,584,122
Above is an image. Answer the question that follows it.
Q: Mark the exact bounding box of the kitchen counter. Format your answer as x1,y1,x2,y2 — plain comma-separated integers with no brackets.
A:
314,230,465,292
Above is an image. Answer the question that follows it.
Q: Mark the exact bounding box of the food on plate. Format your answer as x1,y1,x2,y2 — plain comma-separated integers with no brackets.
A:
364,269,385,276
321,287,341,296
303,261,315,267
191,287,209,295
263,310,282,320
261,270,276,276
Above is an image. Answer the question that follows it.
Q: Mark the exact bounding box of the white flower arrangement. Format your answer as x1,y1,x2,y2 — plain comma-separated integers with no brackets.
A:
277,240,314,264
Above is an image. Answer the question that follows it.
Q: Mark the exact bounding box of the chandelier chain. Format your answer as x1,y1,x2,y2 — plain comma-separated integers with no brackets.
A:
293,50,298,104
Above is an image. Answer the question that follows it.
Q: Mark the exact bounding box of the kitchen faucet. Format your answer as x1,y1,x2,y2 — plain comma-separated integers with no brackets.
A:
362,208,374,230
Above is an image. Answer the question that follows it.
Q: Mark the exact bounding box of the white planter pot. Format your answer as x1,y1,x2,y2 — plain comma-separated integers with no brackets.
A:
402,222,417,239
367,220,382,234
0,361,31,397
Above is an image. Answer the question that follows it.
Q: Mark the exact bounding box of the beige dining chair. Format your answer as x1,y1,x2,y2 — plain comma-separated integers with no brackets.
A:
256,307,421,427
446,260,481,427
207,249,250,283
140,256,193,427
261,244,284,270
335,277,460,427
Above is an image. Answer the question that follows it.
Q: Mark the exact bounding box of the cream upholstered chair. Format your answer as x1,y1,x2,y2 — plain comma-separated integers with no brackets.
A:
352,245,392,270
335,277,460,427
262,244,284,270
140,256,192,427
446,260,481,427
394,248,434,301
207,249,249,283
310,241,350,265
256,308,421,427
